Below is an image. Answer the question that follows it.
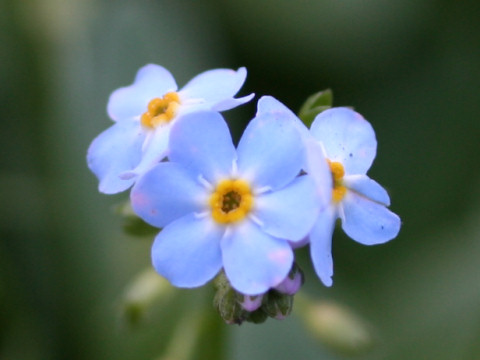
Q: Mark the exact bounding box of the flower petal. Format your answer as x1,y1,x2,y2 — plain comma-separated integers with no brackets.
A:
236,111,304,190
343,174,391,206
151,214,223,288
310,108,377,175
255,96,310,139
87,120,144,194
179,67,253,111
304,139,333,210
131,162,207,228
221,220,293,295
309,205,337,287
122,124,171,179
340,191,401,245
254,175,319,242
168,111,236,184
107,64,178,121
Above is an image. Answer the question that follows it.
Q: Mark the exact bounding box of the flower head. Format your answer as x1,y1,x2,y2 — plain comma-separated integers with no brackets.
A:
87,64,253,194
307,108,401,286
131,105,320,295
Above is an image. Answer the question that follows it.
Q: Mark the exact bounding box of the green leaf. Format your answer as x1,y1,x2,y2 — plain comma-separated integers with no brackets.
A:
298,89,333,127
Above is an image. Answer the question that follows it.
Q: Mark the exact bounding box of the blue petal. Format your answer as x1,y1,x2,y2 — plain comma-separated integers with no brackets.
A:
255,96,311,139
122,124,171,179
340,191,401,245
131,162,207,228
236,112,304,191
107,64,178,121
180,67,253,111
152,214,223,288
309,205,337,287
343,174,391,206
304,139,333,210
310,108,377,175
87,120,144,194
254,175,319,242
221,220,294,295
168,111,236,184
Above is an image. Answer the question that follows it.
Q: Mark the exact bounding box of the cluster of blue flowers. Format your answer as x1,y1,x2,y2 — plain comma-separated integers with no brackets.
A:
87,64,400,304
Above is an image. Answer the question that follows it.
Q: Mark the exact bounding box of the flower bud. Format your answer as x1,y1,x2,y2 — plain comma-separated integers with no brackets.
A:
262,291,294,320
274,263,304,295
213,264,305,324
299,300,374,356
239,294,263,312
213,272,250,324
120,268,175,326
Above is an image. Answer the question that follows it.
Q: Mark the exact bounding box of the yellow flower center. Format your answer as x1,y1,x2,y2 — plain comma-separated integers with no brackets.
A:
327,160,347,203
209,179,254,224
141,92,180,128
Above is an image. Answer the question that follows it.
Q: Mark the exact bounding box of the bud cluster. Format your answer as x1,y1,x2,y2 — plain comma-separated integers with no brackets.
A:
213,264,304,324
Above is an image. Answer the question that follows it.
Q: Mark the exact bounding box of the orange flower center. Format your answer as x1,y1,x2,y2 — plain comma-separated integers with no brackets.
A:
141,92,180,128
327,160,347,203
209,179,254,224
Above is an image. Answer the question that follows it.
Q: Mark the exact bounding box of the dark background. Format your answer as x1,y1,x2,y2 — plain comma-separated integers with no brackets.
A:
2,0,480,359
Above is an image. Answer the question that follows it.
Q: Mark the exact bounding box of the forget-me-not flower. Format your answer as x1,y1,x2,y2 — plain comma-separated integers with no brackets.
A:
130,107,320,295
307,108,401,286
87,64,253,194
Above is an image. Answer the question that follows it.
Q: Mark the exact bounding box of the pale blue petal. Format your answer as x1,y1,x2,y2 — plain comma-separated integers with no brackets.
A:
210,93,255,112
152,214,223,288
254,175,319,242
304,139,333,210
255,96,310,139
107,64,178,121
222,220,293,295
343,174,391,206
122,124,170,179
180,67,252,110
87,120,144,194
236,112,304,190
168,111,236,184
310,108,377,175
309,205,337,287
340,191,401,245
131,162,207,228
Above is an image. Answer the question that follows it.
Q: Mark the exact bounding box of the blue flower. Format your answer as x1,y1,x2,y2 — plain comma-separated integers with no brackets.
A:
87,64,253,194
307,108,401,286
130,107,320,295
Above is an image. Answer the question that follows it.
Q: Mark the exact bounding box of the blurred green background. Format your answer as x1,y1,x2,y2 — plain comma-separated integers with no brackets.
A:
1,0,479,359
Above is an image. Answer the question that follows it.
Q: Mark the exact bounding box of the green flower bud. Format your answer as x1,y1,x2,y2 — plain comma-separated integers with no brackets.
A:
262,290,294,320
213,272,251,324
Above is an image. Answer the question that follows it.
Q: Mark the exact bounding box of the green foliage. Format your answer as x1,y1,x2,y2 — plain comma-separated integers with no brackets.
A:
298,89,333,127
